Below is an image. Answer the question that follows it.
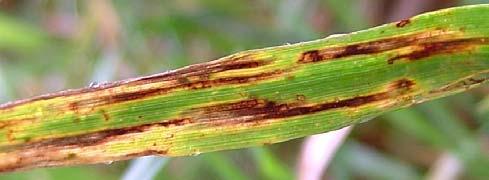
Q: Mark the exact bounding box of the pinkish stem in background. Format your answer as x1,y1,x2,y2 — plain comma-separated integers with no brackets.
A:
297,126,353,180
426,152,462,180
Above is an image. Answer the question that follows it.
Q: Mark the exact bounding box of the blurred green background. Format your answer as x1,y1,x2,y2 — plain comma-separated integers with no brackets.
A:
1,0,489,179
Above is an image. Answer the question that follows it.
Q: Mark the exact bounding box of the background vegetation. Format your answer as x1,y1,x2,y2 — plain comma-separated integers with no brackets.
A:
0,0,489,179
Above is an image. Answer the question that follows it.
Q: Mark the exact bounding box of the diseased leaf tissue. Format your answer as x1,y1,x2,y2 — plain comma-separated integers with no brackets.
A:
1,5,489,172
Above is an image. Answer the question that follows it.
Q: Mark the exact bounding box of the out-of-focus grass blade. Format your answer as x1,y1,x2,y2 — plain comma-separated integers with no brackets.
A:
0,63,10,102
477,95,489,132
251,147,293,180
1,5,489,172
477,95,489,115
419,100,489,177
419,100,473,146
384,109,449,147
333,141,422,180
323,0,368,31
387,97,489,178
0,14,46,50
0,166,118,180
450,93,489,127
202,153,248,180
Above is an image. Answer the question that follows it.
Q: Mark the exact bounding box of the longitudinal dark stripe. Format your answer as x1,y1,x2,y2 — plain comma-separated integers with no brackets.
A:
69,70,286,110
194,79,416,125
387,38,489,64
1,71,287,147
18,79,413,149
0,55,271,110
297,30,489,63
22,79,414,148
129,56,272,86
3,118,193,151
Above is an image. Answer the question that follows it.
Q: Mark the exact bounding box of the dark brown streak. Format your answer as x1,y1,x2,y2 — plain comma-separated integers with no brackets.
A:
297,30,489,63
131,56,271,86
387,38,489,64
7,118,192,151
0,55,271,110
125,150,168,157
298,33,417,63
396,19,411,28
298,43,382,63
102,70,284,106
1,79,415,171
100,110,110,121
198,79,416,124
2,68,283,114
245,83,406,119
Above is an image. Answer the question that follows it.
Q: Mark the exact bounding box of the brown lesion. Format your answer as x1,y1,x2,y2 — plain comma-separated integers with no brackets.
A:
32,61,282,112
193,78,416,125
0,79,417,172
5,118,192,152
98,70,285,106
387,79,416,93
298,50,322,63
199,99,267,113
68,102,79,112
125,149,168,157
130,55,272,86
100,109,110,121
0,117,182,172
73,116,81,123
65,153,77,160
298,43,383,63
296,94,306,102
6,129,15,142
0,54,273,111
0,147,170,172
396,19,411,28
297,29,489,64
387,38,489,64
